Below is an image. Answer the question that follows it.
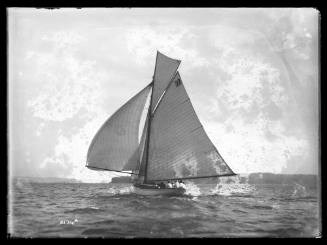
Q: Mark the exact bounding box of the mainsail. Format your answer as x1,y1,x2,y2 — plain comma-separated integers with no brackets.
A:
86,84,151,172
145,72,235,182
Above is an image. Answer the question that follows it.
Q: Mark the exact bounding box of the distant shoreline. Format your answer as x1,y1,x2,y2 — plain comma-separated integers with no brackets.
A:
111,173,318,187
11,172,318,185
11,176,82,183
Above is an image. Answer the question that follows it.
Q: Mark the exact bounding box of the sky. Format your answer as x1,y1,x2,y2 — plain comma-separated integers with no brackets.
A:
8,8,319,183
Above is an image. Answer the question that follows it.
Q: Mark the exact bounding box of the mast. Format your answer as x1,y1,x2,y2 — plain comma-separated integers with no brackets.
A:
142,74,179,184
142,52,158,184
143,74,179,183
143,79,155,184
143,52,182,183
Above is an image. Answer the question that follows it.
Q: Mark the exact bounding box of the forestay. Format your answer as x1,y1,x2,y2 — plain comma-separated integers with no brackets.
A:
146,73,235,181
86,84,151,172
132,111,149,179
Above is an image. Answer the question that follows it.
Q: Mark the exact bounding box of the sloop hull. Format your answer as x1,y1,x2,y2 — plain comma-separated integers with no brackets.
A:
133,184,186,196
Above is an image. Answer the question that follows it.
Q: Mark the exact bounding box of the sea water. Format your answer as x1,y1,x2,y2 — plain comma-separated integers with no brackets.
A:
8,178,320,238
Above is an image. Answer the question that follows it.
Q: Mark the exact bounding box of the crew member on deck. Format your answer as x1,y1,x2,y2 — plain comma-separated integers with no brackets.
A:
167,181,173,188
159,182,165,189
179,180,186,189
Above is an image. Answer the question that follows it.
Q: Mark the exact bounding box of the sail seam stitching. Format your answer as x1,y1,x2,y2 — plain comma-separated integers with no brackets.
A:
189,125,204,133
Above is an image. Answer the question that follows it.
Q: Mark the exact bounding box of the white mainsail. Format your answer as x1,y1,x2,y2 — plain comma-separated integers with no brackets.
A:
145,72,235,182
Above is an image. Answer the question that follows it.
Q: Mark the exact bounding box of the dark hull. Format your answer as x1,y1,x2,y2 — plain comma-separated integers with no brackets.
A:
133,183,186,196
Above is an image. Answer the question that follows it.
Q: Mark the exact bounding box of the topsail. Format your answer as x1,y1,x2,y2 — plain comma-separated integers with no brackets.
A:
151,51,180,112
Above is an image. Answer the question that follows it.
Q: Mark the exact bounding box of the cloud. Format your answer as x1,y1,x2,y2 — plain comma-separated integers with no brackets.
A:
205,117,309,173
215,49,288,115
27,32,104,122
24,30,119,182
49,120,116,183
125,26,209,69
201,27,312,174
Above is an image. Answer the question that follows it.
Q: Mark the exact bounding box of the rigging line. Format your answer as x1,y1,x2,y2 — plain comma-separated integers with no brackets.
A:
135,107,150,176
151,89,167,113
151,72,180,115
143,82,156,184
151,52,181,115
148,173,238,182
130,80,153,175
85,165,139,175
144,53,181,183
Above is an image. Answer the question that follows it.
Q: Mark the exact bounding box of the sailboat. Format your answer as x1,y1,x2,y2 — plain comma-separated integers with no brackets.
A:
86,51,236,196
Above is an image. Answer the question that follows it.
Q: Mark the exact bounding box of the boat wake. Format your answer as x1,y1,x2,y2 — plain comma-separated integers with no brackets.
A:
103,182,315,200
184,182,202,196
182,182,256,197
104,183,257,197
107,185,135,195
210,183,256,196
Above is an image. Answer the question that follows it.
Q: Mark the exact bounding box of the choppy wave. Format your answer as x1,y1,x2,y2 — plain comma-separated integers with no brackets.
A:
9,180,320,238
64,207,103,214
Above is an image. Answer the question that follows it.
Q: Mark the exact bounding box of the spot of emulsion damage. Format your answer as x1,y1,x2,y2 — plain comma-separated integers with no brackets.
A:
207,151,229,174
181,165,191,177
172,153,199,178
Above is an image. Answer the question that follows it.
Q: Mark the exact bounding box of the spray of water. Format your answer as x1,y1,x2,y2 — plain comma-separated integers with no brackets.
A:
184,182,202,196
291,182,308,198
107,185,135,195
210,183,256,196
183,175,256,197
